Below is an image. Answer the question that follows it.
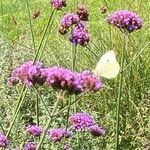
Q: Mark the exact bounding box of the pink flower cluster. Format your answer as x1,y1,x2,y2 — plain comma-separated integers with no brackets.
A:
50,0,66,10
69,112,95,130
8,61,45,87
8,62,103,95
107,10,143,32
69,23,90,46
26,125,43,136
88,125,106,136
23,142,36,150
69,112,106,137
48,128,72,142
0,133,8,148
60,13,79,29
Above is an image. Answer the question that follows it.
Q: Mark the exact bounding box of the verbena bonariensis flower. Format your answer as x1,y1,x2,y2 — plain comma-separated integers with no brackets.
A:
42,67,83,94
75,70,103,92
23,142,36,150
69,23,90,46
8,61,46,87
60,13,79,29
26,125,43,136
88,125,106,137
77,4,89,21
50,0,66,10
0,133,8,148
107,10,143,32
42,67,103,94
48,128,72,142
69,112,95,130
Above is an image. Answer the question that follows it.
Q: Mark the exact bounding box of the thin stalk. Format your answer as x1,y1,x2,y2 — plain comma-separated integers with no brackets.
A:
36,94,39,126
123,41,150,71
6,85,27,137
1,0,3,31
26,0,36,51
36,92,60,150
71,45,80,149
86,46,99,60
34,87,51,117
116,32,128,150
0,122,5,134
33,9,55,63
65,96,71,129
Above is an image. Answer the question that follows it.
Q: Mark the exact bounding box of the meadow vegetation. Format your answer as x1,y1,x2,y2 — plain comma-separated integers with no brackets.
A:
0,0,150,149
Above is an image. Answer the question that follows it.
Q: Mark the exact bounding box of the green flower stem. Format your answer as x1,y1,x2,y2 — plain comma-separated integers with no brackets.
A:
0,122,5,134
116,32,129,150
6,85,27,137
33,9,55,63
36,94,39,126
36,92,60,150
34,87,51,117
86,46,99,60
26,0,36,51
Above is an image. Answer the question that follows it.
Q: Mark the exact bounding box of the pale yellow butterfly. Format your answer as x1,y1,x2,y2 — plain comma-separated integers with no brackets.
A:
93,50,120,79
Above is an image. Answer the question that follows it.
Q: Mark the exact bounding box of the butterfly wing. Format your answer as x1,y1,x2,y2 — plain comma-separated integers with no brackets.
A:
94,50,120,79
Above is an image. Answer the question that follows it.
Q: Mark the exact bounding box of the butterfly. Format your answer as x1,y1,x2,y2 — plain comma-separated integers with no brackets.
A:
93,50,120,79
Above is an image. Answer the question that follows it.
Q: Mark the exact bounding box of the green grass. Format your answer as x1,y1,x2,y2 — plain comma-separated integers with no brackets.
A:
0,0,150,149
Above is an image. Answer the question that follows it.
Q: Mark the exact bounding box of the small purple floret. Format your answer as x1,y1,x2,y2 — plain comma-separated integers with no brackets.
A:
60,13,79,29
69,23,90,46
48,128,72,142
50,0,66,10
23,142,36,150
88,125,106,137
69,112,95,130
8,61,45,87
107,10,143,32
26,125,43,136
0,133,8,148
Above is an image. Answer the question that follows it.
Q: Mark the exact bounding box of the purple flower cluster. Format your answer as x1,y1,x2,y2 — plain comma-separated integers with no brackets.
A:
43,67,103,94
107,10,143,32
50,0,66,10
23,142,36,150
69,112,95,130
26,125,43,136
0,133,8,148
69,112,106,137
77,4,89,21
69,23,90,46
8,62,103,94
88,125,106,136
60,13,79,29
8,61,45,87
48,128,72,142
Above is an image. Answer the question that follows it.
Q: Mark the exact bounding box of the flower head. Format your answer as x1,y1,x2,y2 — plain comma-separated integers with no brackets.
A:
42,67,83,94
77,4,89,21
60,13,79,29
75,70,103,92
69,112,95,130
69,23,90,46
23,142,36,150
48,128,72,142
8,61,46,87
50,0,66,10
107,10,143,32
88,125,106,137
0,133,8,148
26,125,43,136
